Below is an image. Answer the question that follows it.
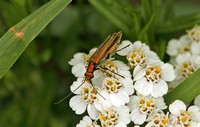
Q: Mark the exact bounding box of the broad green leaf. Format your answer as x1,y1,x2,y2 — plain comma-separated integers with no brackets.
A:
164,69,200,105
0,0,72,79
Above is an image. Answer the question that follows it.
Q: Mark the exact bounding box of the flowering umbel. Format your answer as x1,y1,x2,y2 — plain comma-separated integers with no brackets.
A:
66,28,200,127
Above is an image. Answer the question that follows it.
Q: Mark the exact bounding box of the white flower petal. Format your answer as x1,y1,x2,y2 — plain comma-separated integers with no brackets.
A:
69,95,87,114
133,65,144,78
194,94,200,108
176,53,191,65
115,121,127,127
114,60,130,71
78,116,92,127
191,55,200,66
169,100,186,115
145,122,153,127
117,40,133,56
128,95,139,111
76,116,92,127
166,39,180,56
94,90,112,111
87,104,99,120
72,63,86,77
161,63,175,81
133,41,150,51
70,78,89,94
118,69,132,78
188,106,200,122
89,48,97,54
110,91,129,107
134,77,153,96
83,116,92,123
120,77,134,95
133,69,146,81
69,53,85,65
145,51,159,62
92,70,104,87
191,122,200,127
154,97,167,110
191,43,200,55
179,34,191,43
118,106,131,124
130,109,147,125
151,79,168,97
188,105,199,113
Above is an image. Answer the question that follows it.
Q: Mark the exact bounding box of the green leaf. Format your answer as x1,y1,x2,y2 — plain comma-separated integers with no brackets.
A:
162,0,174,21
0,1,28,28
138,14,155,45
0,0,72,79
88,0,133,37
157,12,200,34
132,12,141,38
156,40,167,60
142,0,151,21
152,0,162,25
164,69,200,105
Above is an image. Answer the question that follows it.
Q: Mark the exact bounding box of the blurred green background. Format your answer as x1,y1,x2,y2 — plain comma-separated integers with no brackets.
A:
0,0,200,127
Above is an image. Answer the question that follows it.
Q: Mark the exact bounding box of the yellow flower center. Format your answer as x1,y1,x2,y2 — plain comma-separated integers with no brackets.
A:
138,96,156,114
127,48,146,68
80,85,99,104
145,65,162,84
100,107,119,127
104,78,123,94
180,62,197,78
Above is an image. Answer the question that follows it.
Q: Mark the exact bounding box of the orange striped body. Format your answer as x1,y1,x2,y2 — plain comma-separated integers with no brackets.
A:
54,31,123,104
85,31,122,82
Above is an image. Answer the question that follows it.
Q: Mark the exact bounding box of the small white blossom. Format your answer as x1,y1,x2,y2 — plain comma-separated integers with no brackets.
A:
145,109,169,127
176,53,200,78
69,48,97,78
187,25,200,55
166,35,192,57
187,25,200,43
100,76,134,107
76,116,100,127
99,60,132,79
134,62,175,97
127,94,167,125
169,53,200,89
169,100,200,127
117,41,159,74
99,106,130,127
69,79,100,120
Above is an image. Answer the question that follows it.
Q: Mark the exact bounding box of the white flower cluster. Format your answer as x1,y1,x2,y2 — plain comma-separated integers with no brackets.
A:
167,25,200,89
68,35,200,126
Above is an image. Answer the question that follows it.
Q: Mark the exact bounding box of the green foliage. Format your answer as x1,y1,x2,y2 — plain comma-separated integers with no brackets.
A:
0,0,72,78
164,69,200,105
0,0,200,126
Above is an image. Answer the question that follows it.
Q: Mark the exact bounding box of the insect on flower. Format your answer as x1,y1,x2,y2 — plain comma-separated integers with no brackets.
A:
55,31,129,104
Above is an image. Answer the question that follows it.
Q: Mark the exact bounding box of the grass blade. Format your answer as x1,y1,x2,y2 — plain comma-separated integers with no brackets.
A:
0,0,72,78
164,69,200,105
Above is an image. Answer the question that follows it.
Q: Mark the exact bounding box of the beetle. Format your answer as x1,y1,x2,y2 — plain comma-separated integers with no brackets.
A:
55,31,129,104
